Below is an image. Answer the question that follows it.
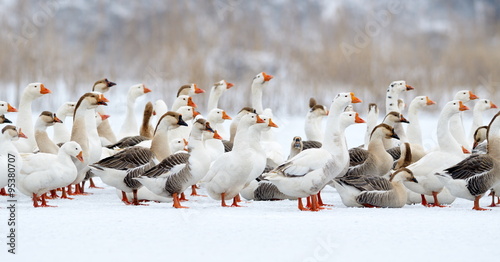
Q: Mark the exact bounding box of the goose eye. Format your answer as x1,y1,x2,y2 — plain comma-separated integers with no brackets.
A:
453,103,456,105
485,100,488,103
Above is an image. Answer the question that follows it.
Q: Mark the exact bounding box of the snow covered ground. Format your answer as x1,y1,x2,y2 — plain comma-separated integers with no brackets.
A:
2,112,500,262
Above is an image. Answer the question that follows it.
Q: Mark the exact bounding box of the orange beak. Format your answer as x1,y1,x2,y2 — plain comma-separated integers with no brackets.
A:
18,128,27,139
406,84,414,91
490,102,498,109
461,146,470,154
187,97,197,108
76,151,84,162
7,103,18,112
222,111,232,120
99,113,110,120
183,138,188,146
213,130,223,140
98,94,109,105
469,91,479,100
256,115,265,123
459,101,469,111
426,97,436,105
262,72,274,82
350,92,362,103
40,84,52,94
226,81,234,89
355,113,366,123
193,110,201,117
53,115,63,123
268,118,278,128
143,85,152,94
193,84,205,94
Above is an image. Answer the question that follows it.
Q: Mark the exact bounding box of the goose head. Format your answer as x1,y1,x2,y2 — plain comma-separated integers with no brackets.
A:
0,101,17,114
23,83,51,99
155,111,188,134
387,80,414,93
2,125,27,141
252,72,274,86
153,100,168,117
129,83,151,99
61,141,84,162
176,106,199,121
191,118,215,139
207,108,232,124
58,102,77,117
370,123,400,141
252,115,278,132
239,112,265,128
446,100,470,115
383,111,409,126
170,138,189,152
309,98,329,117
475,99,498,112
454,90,479,102
338,111,365,129
38,111,62,127
410,96,436,109
0,114,12,124
334,92,362,106
177,83,205,97
291,136,303,150
75,93,109,113
473,126,488,149
95,112,110,127
212,80,234,94
92,78,116,93
390,167,418,183
174,95,197,109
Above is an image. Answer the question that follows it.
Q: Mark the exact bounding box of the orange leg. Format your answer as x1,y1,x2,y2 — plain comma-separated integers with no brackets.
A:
317,191,334,207
0,187,8,196
473,196,490,211
421,194,432,207
235,194,242,203
74,184,92,195
172,193,189,208
429,192,447,207
32,193,40,208
306,196,312,208
89,178,104,189
60,187,74,200
231,196,245,207
310,195,319,212
121,191,132,205
497,197,500,205
67,185,74,195
221,193,230,207
50,189,59,199
298,198,310,211
190,185,207,197
179,192,189,202
131,189,148,206
40,194,57,207
488,192,498,207
362,203,380,208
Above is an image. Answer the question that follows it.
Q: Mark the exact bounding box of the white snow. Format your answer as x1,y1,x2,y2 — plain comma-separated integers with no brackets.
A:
2,112,500,262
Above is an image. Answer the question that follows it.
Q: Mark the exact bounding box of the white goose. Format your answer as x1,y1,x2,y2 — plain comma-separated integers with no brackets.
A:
69,92,109,195
203,112,265,207
334,167,418,208
153,99,169,126
206,108,232,141
262,92,363,211
207,80,234,112
406,96,436,146
385,80,414,145
90,112,187,205
402,100,470,207
134,118,214,208
119,83,152,138
263,110,365,211
34,111,62,154
0,101,17,115
363,103,379,149
437,111,500,210
469,99,497,142
53,102,76,145
450,90,479,151
0,126,26,196
14,83,52,153
171,95,197,112
17,141,83,207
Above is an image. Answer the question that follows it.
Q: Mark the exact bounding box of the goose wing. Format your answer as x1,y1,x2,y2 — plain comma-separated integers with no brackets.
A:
91,147,154,170
444,154,494,180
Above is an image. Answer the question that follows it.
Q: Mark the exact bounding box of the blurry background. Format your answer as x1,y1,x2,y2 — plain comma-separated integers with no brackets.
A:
1,0,500,115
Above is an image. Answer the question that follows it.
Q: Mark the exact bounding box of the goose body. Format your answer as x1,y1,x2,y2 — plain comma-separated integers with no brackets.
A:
334,168,418,207
469,99,497,142
207,80,233,112
90,112,187,205
406,96,436,146
17,141,83,207
0,126,26,190
450,90,479,151
437,111,500,210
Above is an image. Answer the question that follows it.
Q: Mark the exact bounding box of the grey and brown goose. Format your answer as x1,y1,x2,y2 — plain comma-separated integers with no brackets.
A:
34,111,63,154
89,112,187,205
139,101,155,139
134,118,214,208
437,111,500,211
301,98,328,150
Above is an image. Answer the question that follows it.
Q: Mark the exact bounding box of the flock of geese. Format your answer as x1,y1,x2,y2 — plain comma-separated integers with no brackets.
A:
1,73,500,212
